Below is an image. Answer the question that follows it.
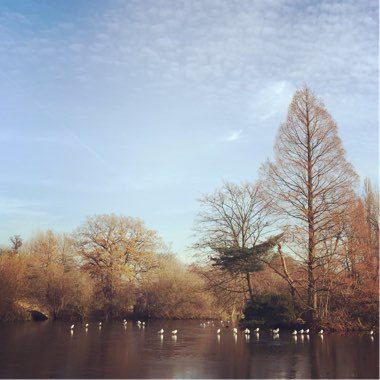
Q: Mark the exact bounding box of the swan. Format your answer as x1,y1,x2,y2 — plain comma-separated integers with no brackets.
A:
305,329,309,334
85,323,89,328
99,322,102,327
254,327,260,332
318,329,324,334
272,328,279,334
233,327,238,334
370,330,374,335
244,328,250,334
171,329,178,335
298,329,304,334
158,329,164,334
70,324,74,330
217,328,221,334
292,330,297,335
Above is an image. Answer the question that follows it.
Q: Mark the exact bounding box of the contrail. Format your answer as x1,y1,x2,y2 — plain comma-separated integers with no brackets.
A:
0,70,116,175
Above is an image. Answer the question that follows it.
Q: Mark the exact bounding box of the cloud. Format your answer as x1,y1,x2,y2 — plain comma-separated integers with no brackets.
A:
0,0,376,109
223,129,243,142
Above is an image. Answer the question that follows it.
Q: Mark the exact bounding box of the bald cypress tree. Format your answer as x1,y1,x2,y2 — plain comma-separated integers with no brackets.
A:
262,86,358,323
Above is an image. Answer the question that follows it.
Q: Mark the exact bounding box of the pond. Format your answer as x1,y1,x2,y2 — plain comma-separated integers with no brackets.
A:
0,320,378,378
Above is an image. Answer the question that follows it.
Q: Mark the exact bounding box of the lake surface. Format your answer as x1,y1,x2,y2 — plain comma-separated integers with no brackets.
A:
0,320,378,379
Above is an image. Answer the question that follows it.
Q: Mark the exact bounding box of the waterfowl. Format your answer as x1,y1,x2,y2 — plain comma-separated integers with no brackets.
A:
171,329,177,335
85,323,89,328
272,328,279,334
305,329,309,334
233,327,238,334
158,329,164,334
217,328,221,334
99,322,102,327
298,329,304,334
318,329,324,334
292,330,297,335
244,328,250,334
70,324,74,330
370,330,374,335
254,327,260,332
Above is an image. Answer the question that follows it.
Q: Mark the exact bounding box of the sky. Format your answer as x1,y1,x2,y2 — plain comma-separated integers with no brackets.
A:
0,0,378,262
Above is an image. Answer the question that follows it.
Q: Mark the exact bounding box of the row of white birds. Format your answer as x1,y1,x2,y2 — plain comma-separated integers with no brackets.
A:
69,322,374,337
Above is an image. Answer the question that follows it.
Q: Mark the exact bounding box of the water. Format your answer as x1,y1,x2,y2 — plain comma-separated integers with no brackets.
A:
0,320,378,378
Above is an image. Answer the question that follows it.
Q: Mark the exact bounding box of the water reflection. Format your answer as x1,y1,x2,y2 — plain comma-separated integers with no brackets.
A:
0,321,378,379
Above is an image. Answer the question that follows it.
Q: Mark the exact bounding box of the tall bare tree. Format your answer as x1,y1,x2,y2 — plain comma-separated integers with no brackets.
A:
261,86,358,323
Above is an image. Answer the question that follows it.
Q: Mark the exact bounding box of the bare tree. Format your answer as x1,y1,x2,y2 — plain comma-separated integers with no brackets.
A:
261,86,358,323
10,235,22,254
73,214,162,318
194,181,274,305
363,178,379,263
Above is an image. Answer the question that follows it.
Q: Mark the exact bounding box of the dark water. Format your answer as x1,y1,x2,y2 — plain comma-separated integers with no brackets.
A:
0,320,378,379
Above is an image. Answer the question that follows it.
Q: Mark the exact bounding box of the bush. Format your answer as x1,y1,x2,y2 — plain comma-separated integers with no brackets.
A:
243,293,300,328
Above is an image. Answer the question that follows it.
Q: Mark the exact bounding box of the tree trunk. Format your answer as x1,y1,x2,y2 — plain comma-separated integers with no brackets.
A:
306,104,317,324
246,272,254,301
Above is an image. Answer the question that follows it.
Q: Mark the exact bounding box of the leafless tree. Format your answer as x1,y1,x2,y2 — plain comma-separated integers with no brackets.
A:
261,86,358,323
194,181,274,304
9,235,22,254
73,214,162,318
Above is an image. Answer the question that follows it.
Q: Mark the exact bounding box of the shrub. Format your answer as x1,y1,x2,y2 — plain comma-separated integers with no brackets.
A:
243,293,300,328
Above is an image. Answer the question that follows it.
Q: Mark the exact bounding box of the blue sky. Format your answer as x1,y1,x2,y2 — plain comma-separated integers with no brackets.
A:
0,0,378,262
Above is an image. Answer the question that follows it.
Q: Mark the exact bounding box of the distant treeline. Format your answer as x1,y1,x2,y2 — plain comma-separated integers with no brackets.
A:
0,215,219,322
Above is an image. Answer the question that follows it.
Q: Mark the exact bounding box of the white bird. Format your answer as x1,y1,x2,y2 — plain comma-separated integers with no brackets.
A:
305,329,309,334
370,330,374,335
158,329,164,334
233,327,238,334
217,328,221,334
99,322,102,327
70,324,74,330
298,329,304,334
85,323,89,328
272,328,279,334
137,320,141,325
244,328,250,334
254,327,260,332
171,329,177,335
318,329,324,334
292,330,297,335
